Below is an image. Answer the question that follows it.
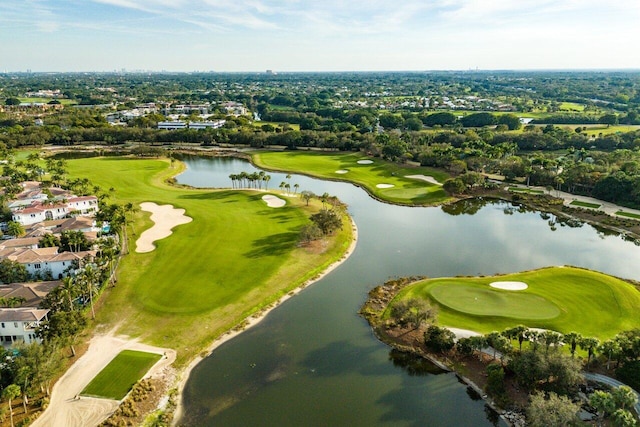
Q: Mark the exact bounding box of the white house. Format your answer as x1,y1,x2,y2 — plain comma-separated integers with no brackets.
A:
158,121,187,130
0,308,49,346
67,196,98,215
12,203,70,226
4,247,97,279
189,120,226,130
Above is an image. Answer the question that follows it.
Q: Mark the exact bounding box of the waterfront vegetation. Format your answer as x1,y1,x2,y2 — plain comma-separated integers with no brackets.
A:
251,151,450,205
388,266,640,339
81,350,162,400
66,156,353,365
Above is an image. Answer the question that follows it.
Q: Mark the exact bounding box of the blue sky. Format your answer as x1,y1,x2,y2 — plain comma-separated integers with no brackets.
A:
1,0,639,72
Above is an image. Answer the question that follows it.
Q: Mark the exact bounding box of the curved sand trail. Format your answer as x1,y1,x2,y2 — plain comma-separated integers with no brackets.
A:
32,328,176,427
405,174,442,186
135,202,192,253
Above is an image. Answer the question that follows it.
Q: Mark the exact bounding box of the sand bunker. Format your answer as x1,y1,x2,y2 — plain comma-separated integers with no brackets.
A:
406,174,442,186
376,184,395,189
490,281,528,291
357,159,374,164
136,202,193,253
335,169,349,174
262,194,286,208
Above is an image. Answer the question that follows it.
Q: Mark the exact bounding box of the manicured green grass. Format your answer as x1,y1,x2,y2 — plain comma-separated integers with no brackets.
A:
559,102,586,112
429,284,560,320
390,266,640,339
81,350,161,400
570,200,601,209
251,151,450,205
66,156,353,365
616,211,640,220
508,187,544,194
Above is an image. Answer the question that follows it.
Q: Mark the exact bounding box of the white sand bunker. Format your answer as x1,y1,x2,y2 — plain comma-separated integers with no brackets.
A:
136,202,193,253
376,183,395,189
357,159,374,164
490,281,528,291
335,169,349,174
262,194,286,208
406,174,442,186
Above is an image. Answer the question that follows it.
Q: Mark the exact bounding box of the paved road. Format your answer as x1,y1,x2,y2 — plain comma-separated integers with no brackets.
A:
580,373,640,415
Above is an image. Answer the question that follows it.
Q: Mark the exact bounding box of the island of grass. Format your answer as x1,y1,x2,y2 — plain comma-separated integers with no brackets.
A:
82,350,162,400
570,200,601,209
384,266,640,340
250,151,450,205
66,156,354,366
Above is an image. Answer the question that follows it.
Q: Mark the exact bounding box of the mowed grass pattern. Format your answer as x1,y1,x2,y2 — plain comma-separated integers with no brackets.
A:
251,151,450,205
429,284,560,319
66,157,353,364
393,266,640,339
81,350,161,400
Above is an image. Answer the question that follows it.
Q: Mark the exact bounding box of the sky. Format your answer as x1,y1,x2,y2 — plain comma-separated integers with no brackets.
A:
1,0,640,72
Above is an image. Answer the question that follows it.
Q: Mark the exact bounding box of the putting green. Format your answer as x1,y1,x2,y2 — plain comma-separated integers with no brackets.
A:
429,284,560,320
392,266,640,339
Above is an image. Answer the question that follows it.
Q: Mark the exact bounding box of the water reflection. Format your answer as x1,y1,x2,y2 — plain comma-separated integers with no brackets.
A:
177,155,640,427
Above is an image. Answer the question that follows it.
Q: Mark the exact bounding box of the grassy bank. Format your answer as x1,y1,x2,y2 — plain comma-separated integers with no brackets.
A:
67,156,353,365
251,151,450,205
388,266,640,339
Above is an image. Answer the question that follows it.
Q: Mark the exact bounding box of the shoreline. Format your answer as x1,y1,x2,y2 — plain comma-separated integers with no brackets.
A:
170,216,358,424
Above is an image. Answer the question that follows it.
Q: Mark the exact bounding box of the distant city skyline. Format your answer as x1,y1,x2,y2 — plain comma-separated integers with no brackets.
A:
1,0,639,72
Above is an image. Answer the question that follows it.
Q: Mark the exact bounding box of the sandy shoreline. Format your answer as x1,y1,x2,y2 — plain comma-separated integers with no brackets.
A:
171,217,358,424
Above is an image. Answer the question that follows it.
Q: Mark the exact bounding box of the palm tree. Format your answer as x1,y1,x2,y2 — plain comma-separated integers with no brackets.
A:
264,174,271,190
2,384,21,427
579,337,600,368
293,183,300,194
284,183,291,195
78,263,100,319
599,339,621,370
503,325,528,351
59,276,77,312
563,332,582,357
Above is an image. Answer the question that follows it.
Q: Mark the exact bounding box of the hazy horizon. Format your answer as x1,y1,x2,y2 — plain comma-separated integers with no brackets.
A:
2,0,639,73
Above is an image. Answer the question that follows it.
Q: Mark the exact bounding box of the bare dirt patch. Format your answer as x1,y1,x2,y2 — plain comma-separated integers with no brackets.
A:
135,202,192,253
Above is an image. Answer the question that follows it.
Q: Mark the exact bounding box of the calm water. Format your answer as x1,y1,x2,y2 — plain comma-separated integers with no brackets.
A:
176,155,640,426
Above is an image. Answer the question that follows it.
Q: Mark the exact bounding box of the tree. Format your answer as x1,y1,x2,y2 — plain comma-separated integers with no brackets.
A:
599,113,619,127
442,178,465,195
497,114,522,130
37,310,87,357
527,392,580,427
460,112,497,128
590,390,616,426
563,332,582,358
6,221,25,238
38,233,61,248
422,112,457,127
611,385,638,412
611,408,637,427
2,384,21,427
503,325,528,351
485,364,506,397
579,337,600,368
0,259,29,284
60,230,91,252
300,190,314,206
390,298,436,330
310,209,342,235
299,223,323,243
424,325,455,352
5,97,21,106
600,339,622,370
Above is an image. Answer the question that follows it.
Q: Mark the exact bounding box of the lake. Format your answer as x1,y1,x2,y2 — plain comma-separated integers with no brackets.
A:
176,154,640,426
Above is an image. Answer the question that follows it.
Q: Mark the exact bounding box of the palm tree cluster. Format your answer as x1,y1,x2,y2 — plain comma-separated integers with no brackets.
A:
229,171,271,190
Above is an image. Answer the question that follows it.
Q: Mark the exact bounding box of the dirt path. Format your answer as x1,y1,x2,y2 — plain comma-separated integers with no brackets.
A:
33,327,176,427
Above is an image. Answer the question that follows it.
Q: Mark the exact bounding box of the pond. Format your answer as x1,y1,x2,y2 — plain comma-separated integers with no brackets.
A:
176,154,640,426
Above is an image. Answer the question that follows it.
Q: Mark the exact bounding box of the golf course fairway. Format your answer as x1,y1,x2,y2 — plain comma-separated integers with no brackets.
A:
251,151,450,205
66,156,354,365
